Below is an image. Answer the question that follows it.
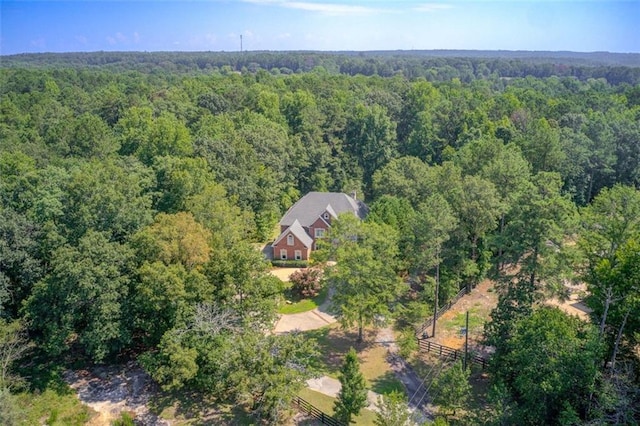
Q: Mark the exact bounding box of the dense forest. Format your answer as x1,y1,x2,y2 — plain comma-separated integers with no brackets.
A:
1,51,639,424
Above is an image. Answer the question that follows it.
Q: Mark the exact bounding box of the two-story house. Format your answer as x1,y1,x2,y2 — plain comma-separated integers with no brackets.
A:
272,192,368,261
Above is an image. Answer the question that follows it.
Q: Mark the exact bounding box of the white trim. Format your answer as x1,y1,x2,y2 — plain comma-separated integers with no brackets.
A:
295,250,302,260
280,249,287,260
315,228,325,238
287,234,294,246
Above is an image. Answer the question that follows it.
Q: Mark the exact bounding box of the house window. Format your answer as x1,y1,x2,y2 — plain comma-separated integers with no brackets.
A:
323,212,330,220
287,234,294,246
280,249,287,260
315,228,325,238
295,250,302,260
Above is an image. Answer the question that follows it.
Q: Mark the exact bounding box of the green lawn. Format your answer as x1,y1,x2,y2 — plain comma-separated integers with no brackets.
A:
15,388,93,426
278,286,328,314
298,388,378,425
303,324,405,395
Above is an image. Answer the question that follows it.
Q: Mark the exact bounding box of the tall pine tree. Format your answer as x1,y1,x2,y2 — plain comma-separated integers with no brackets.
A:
334,347,368,424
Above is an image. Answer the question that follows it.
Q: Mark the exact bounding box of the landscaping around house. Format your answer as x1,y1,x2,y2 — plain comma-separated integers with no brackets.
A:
279,286,328,314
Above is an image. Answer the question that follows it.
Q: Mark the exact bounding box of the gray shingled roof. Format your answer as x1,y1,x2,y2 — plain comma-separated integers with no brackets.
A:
280,192,368,228
272,219,314,247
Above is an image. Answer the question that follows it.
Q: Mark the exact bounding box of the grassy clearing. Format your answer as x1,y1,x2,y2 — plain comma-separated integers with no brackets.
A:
149,390,255,425
279,286,328,314
359,344,405,395
437,304,487,335
16,388,93,426
298,388,378,425
303,324,404,396
12,356,95,426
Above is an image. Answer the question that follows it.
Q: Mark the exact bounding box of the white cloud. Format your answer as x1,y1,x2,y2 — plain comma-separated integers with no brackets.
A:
413,3,453,12
106,31,141,46
242,0,384,16
30,37,46,48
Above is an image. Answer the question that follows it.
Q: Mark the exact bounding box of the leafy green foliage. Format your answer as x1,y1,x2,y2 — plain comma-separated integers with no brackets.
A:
2,53,640,424
432,360,471,416
374,390,418,426
25,231,133,362
141,304,318,423
491,307,602,425
323,214,404,342
0,320,31,389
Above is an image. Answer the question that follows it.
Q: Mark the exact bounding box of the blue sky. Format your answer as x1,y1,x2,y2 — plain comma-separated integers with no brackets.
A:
1,1,639,55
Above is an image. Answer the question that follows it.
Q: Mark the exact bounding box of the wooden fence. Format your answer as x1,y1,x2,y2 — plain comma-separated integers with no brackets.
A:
415,286,468,338
417,339,488,369
292,396,344,426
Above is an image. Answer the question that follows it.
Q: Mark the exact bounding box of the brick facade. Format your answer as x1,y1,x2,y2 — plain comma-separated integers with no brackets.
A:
272,231,311,260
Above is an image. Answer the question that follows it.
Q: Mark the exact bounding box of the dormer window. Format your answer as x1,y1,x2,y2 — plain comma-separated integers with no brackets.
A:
287,234,294,246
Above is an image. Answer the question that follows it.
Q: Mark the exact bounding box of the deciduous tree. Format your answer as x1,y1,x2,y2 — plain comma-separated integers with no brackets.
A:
323,215,403,342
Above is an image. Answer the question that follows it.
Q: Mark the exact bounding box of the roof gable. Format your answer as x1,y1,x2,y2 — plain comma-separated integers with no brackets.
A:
272,219,313,248
280,192,368,228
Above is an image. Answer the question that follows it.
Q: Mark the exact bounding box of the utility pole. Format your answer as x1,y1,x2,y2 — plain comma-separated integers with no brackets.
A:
431,248,440,338
464,310,469,370
240,34,243,52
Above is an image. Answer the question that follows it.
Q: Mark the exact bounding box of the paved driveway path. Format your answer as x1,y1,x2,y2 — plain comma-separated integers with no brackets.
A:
274,308,336,333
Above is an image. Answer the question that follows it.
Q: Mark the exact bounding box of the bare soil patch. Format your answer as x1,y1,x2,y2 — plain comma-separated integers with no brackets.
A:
270,267,304,282
546,282,592,320
63,362,169,426
430,279,498,351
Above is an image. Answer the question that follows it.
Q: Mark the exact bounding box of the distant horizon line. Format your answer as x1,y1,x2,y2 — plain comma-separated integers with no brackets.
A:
3,48,640,57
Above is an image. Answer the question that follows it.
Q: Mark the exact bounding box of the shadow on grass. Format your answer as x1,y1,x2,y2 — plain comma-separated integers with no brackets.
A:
17,350,83,394
148,389,256,425
303,326,378,376
370,370,405,395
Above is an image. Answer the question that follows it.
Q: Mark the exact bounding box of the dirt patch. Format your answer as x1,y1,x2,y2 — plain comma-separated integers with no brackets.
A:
546,282,592,320
270,267,304,282
429,279,498,352
63,362,169,426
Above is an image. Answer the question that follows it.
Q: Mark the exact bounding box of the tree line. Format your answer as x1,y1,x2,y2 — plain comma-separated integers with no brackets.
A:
4,50,640,84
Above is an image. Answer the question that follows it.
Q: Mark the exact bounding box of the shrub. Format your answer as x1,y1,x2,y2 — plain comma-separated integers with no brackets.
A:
111,411,135,426
397,327,419,359
289,268,323,298
271,260,309,268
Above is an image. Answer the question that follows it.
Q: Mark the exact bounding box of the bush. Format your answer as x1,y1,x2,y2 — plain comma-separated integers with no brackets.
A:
271,260,309,268
111,411,135,426
289,268,323,298
397,327,419,359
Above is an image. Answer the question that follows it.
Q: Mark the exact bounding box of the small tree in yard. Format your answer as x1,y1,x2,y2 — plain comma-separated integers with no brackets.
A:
375,390,420,426
289,267,323,298
334,347,368,424
432,360,471,417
